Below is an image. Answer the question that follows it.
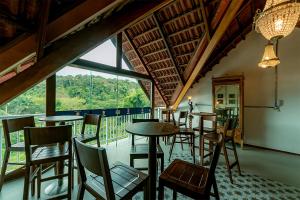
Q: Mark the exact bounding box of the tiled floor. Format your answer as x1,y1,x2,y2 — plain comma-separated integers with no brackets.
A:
1,137,300,199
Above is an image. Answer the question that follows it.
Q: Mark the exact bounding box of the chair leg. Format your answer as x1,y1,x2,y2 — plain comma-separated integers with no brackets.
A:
223,141,233,184
192,134,195,164
161,155,164,172
213,175,220,200
23,166,30,200
130,157,134,168
200,136,205,166
77,184,85,200
37,165,42,199
231,138,242,176
173,190,177,200
68,157,72,200
143,178,150,200
0,150,10,192
179,134,183,150
168,135,176,161
158,181,164,200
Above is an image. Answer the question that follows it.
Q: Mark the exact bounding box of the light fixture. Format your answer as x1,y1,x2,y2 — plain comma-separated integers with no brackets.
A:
254,0,300,40
258,42,280,68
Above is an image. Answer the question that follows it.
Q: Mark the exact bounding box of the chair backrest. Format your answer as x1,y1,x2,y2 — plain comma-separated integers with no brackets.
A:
200,114,217,132
205,133,223,195
131,118,159,145
81,114,101,135
223,117,238,137
73,138,115,200
2,116,35,148
178,111,188,126
161,110,175,123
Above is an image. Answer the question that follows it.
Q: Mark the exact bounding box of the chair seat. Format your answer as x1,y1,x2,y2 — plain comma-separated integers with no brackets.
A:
77,133,97,143
130,143,164,157
31,144,69,163
193,127,215,133
87,162,148,199
178,128,194,135
11,142,25,151
203,133,221,143
159,159,208,196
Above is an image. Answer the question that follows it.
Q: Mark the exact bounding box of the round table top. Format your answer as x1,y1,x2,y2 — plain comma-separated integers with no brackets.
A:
39,115,83,122
191,112,216,116
126,122,179,137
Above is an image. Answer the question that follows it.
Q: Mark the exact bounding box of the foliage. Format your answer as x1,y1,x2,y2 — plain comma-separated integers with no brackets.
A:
0,75,150,115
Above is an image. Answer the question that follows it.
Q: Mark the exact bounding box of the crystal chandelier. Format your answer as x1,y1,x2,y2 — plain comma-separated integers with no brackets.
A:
254,0,300,40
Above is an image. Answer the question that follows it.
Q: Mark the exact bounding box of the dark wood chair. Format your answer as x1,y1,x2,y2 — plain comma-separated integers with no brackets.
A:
73,138,149,200
175,111,188,127
193,112,217,134
203,118,241,183
23,125,73,200
130,118,164,172
158,134,222,200
168,128,195,163
0,116,35,193
77,114,101,147
161,110,175,145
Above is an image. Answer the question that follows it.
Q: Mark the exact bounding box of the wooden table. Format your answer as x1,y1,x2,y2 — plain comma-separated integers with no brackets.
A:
126,122,179,200
39,115,83,196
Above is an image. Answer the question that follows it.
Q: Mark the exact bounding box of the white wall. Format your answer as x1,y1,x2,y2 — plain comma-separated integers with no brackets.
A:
178,29,300,154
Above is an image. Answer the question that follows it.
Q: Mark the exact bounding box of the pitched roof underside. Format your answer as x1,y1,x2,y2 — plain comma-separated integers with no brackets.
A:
0,0,299,107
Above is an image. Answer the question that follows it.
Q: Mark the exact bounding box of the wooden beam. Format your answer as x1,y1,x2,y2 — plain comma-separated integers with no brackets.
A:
200,0,211,40
172,0,244,109
0,0,172,105
150,80,155,118
153,14,185,84
72,59,151,80
168,24,203,38
116,32,122,69
0,0,125,75
138,38,164,49
46,75,56,125
124,30,169,106
172,38,201,49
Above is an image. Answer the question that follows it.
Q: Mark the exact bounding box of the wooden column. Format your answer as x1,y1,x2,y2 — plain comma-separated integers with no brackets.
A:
46,74,56,117
116,32,122,70
150,80,155,119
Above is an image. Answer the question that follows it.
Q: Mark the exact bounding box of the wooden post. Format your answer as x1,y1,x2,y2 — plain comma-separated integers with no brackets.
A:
46,74,56,125
150,80,155,119
116,32,122,70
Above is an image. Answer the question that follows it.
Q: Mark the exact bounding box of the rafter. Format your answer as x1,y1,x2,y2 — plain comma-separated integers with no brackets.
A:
0,0,172,105
153,13,184,85
173,0,244,109
123,30,169,105
168,23,204,38
200,0,211,40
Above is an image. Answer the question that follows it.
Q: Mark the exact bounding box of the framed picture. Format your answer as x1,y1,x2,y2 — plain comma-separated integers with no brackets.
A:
229,99,236,104
217,93,223,98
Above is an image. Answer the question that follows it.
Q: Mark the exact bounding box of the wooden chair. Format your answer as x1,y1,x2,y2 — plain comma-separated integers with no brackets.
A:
168,128,195,163
161,110,175,145
0,116,35,193
130,118,164,172
73,138,149,200
159,134,222,200
175,111,188,127
77,114,101,147
193,112,217,134
203,118,241,183
23,125,73,200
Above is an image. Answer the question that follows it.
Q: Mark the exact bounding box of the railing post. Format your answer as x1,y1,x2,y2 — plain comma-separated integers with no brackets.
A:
106,117,108,145
0,127,2,167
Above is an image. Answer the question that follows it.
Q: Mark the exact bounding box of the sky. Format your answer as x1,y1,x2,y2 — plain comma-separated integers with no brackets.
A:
56,40,136,82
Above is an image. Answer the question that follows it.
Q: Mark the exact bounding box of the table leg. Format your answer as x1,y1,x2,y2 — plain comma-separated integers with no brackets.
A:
148,137,157,200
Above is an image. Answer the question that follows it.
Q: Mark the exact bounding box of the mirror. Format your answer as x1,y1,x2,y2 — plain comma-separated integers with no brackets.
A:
212,75,244,146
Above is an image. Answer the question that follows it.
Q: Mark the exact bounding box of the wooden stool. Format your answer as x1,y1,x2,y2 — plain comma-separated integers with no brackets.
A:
0,116,35,194
168,128,195,163
202,118,241,183
130,118,164,172
73,138,149,200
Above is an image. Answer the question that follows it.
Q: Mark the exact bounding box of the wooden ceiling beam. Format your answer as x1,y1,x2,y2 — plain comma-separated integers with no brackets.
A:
123,30,169,106
172,0,244,109
172,38,201,49
163,6,201,25
143,48,167,57
0,0,172,105
0,0,125,75
168,23,203,38
153,14,185,85
200,0,211,40
138,38,164,49
133,27,159,40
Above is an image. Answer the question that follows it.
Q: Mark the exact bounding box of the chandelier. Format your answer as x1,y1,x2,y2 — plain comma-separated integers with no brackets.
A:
254,0,300,40
258,42,280,68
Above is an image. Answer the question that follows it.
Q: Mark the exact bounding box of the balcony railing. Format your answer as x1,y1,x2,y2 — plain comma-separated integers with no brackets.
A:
0,107,151,172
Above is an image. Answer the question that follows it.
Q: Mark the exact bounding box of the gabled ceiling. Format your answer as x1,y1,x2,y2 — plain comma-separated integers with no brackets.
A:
0,0,299,107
